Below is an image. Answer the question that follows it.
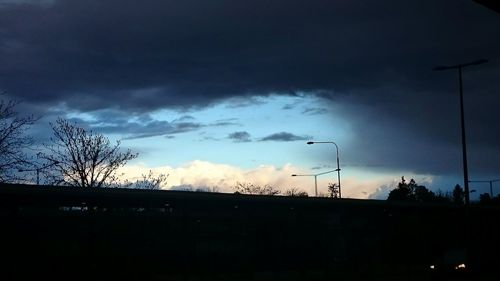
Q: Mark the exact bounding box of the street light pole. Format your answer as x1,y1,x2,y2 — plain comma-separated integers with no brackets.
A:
18,161,60,186
314,175,317,197
307,141,341,198
469,179,500,197
433,59,488,206
292,170,336,197
18,167,42,185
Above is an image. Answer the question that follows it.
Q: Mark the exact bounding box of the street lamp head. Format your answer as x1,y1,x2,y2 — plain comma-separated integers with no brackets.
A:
470,59,489,66
307,141,314,145
433,59,489,71
291,174,297,177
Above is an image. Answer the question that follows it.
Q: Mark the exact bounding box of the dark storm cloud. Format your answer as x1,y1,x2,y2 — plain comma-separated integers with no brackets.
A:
0,0,54,7
1,0,500,176
172,115,195,123
228,131,251,142
302,107,328,115
224,97,267,109
4,0,497,113
57,110,206,140
29,108,240,142
78,118,190,140
260,132,310,142
211,118,240,127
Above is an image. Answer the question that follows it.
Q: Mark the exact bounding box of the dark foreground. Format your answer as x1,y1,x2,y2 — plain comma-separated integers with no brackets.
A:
0,184,499,281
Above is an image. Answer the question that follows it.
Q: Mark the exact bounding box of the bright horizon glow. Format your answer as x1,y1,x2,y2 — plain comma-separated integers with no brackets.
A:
43,94,460,199
118,160,429,199
102,94,440,199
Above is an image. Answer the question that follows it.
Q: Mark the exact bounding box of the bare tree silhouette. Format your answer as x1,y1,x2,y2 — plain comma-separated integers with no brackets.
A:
233,182,280,195
130,171,168,190
38,118,137,187
284,187,308,197
0,98,36,182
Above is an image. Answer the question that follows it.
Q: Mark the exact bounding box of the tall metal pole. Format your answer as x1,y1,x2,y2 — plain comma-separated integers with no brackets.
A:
334,143,341,199
458,66,471,205
433,59,488,206
314,175,318,197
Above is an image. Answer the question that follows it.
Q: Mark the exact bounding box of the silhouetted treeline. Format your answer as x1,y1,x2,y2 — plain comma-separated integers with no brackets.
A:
388,177,500,206
387,177,455,203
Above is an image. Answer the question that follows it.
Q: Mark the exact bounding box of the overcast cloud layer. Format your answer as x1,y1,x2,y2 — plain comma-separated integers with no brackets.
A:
1,0,500,178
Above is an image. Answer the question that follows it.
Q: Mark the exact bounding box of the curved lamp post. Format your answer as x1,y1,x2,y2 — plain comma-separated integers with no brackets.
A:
307,141,341,198
291,170,336,197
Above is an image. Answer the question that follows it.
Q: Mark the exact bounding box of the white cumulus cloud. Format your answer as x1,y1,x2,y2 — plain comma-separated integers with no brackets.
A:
118,160,433,199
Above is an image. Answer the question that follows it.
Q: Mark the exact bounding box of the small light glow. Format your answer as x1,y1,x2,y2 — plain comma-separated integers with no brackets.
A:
430,265,435,270
455,263,466,270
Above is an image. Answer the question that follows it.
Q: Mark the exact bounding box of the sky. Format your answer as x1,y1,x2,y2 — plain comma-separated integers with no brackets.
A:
1,0,500,199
